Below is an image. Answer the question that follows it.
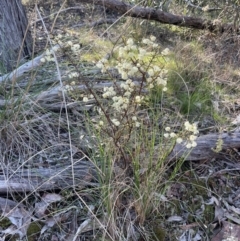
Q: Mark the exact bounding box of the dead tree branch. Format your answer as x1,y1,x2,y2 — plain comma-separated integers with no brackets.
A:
0,160,97,193
169,130,240,161
0,45,60,83
79,0,236,33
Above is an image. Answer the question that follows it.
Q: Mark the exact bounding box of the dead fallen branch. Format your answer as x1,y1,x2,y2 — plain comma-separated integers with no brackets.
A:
169,130,240,161
0,160,97,193
35,81,130,111
0,130,239,193
79,0,236,33
0,45,60,83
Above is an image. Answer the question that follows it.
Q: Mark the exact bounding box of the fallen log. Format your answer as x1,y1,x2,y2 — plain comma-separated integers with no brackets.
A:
0,160,97,193
0,130,239,193
0,45,60,83
79,0,236,33
169,130,240,161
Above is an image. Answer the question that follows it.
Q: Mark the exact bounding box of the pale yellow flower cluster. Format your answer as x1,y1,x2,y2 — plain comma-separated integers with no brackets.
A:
109,115,140,128
102,79,137,113
164,121,199,148
111,118,120,127
135,95,144,104
40,48,56,63
112,96,129,112
161,48,170,56
41,34,83,79
164,127,179,140
116,61,138,80
82,94,94,102
100,81,140,127
184,121,198,134
96,58,109,73
52,34,64,45
202,5,209,12
54,34,81,54
95,36,171,130
142,38,169,91
66,41,81,53
146,67,168,91
68,72,79,79
40,33,82,65
184,121,198,148
97,36,168,91
132,116,141,127
142,35,158,48
63,84,74,92
120,79,135,97
102,87,116,98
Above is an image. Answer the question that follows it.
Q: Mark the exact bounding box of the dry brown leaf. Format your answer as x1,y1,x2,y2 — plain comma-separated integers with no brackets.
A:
0,197,32,239
211,221,240,241
214,205,224,224
40,206,76,235
35,193,63,218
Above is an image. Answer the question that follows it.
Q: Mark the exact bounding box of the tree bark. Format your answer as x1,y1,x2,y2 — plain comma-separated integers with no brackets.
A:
79,0,235,33
0,0,32,72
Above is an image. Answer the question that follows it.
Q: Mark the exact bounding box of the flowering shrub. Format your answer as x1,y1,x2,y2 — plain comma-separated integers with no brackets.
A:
95,37,198,148
96,36,168,91
40,34,198,150
95,36,170,131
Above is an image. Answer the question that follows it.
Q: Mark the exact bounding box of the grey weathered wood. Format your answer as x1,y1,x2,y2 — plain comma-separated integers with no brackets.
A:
0,131,239,194
0,45,60,83
0,160,97,193
0,0,32,72
169,130,240,161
